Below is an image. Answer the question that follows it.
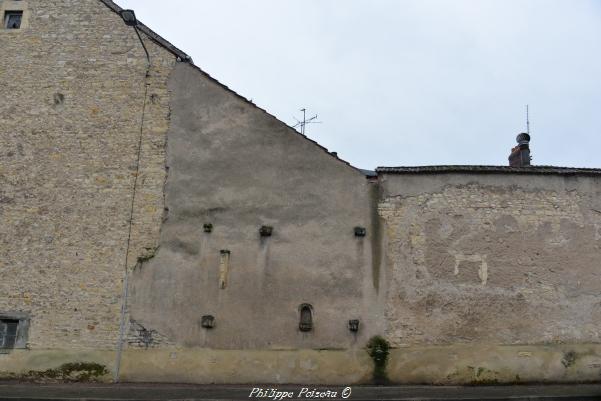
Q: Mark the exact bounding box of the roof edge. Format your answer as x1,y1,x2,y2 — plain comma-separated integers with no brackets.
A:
185,63,365,176
96,0,365,177
98,0,192,62
376,165,601,176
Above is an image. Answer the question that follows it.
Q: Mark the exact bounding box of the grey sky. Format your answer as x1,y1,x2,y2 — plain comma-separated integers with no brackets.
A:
117,0,600,170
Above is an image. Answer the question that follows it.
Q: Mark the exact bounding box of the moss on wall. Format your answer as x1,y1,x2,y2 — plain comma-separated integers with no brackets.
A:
2,362,109,382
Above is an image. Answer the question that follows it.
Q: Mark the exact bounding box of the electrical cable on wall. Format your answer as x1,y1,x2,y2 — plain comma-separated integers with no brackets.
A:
114,9,151,383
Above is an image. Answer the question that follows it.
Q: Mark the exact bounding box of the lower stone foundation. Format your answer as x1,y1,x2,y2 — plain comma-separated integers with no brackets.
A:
120,349,372,384
387,344,601,384
0,350,114,381
2,344,600,384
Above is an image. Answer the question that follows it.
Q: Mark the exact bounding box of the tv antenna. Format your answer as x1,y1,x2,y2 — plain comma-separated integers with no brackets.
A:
293,108,321,135
526,105,530,135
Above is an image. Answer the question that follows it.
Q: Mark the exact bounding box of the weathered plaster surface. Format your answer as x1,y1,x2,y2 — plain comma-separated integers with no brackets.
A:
128,62,381,351
379,174,601,347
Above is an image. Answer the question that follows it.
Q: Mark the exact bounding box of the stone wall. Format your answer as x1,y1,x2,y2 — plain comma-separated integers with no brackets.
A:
379,172,601,346
2,0,601,385
0,0,176,355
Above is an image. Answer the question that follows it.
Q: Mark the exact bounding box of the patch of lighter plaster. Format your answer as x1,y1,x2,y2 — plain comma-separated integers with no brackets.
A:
452,252,488,286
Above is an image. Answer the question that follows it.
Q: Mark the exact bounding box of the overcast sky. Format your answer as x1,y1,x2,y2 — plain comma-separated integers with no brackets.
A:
118,0,600,170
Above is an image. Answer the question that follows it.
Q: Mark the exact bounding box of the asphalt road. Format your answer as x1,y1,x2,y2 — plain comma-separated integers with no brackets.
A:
1,383,601,401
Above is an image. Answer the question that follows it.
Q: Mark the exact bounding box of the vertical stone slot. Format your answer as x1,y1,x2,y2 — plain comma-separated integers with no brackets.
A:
219,250,231,289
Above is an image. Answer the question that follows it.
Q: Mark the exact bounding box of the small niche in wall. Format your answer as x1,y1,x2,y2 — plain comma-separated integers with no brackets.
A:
218,250,230,289
53,93,65,106
298,304,313,332
348,319,360,333
201,315,215,329
259,225,273,237
354,226,367,237
203,223,213,233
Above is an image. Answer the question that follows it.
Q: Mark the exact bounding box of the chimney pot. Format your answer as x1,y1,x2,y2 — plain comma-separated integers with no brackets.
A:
516,133,530,146
508,132,531,167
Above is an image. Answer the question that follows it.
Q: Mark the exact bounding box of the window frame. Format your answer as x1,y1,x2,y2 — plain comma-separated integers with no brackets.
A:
0,1,29,31
0,319,19,349
0,312,30,352
4,10,23,29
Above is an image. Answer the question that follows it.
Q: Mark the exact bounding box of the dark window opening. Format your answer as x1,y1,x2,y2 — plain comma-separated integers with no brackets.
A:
299,304,313,332
4,11,23,29
0,319,19,349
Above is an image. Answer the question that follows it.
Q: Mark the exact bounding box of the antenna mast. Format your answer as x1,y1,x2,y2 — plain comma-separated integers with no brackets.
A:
293,108,321,135
526,105,530,135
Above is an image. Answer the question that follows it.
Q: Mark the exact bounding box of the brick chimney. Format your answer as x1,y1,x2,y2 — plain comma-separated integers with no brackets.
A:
508,133,531,167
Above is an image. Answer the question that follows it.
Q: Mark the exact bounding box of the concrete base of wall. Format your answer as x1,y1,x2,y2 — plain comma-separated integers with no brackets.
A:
119,348,373,384
388,344,601,384
0,349,114,381
2,344,601,384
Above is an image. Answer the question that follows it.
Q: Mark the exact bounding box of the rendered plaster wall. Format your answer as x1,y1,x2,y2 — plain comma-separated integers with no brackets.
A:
0,0,175,366
377,172,601,382
378,173,601,384
128,62,383,351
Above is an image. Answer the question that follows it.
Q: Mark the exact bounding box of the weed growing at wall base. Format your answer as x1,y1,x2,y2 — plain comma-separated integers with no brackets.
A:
367,335,390,384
